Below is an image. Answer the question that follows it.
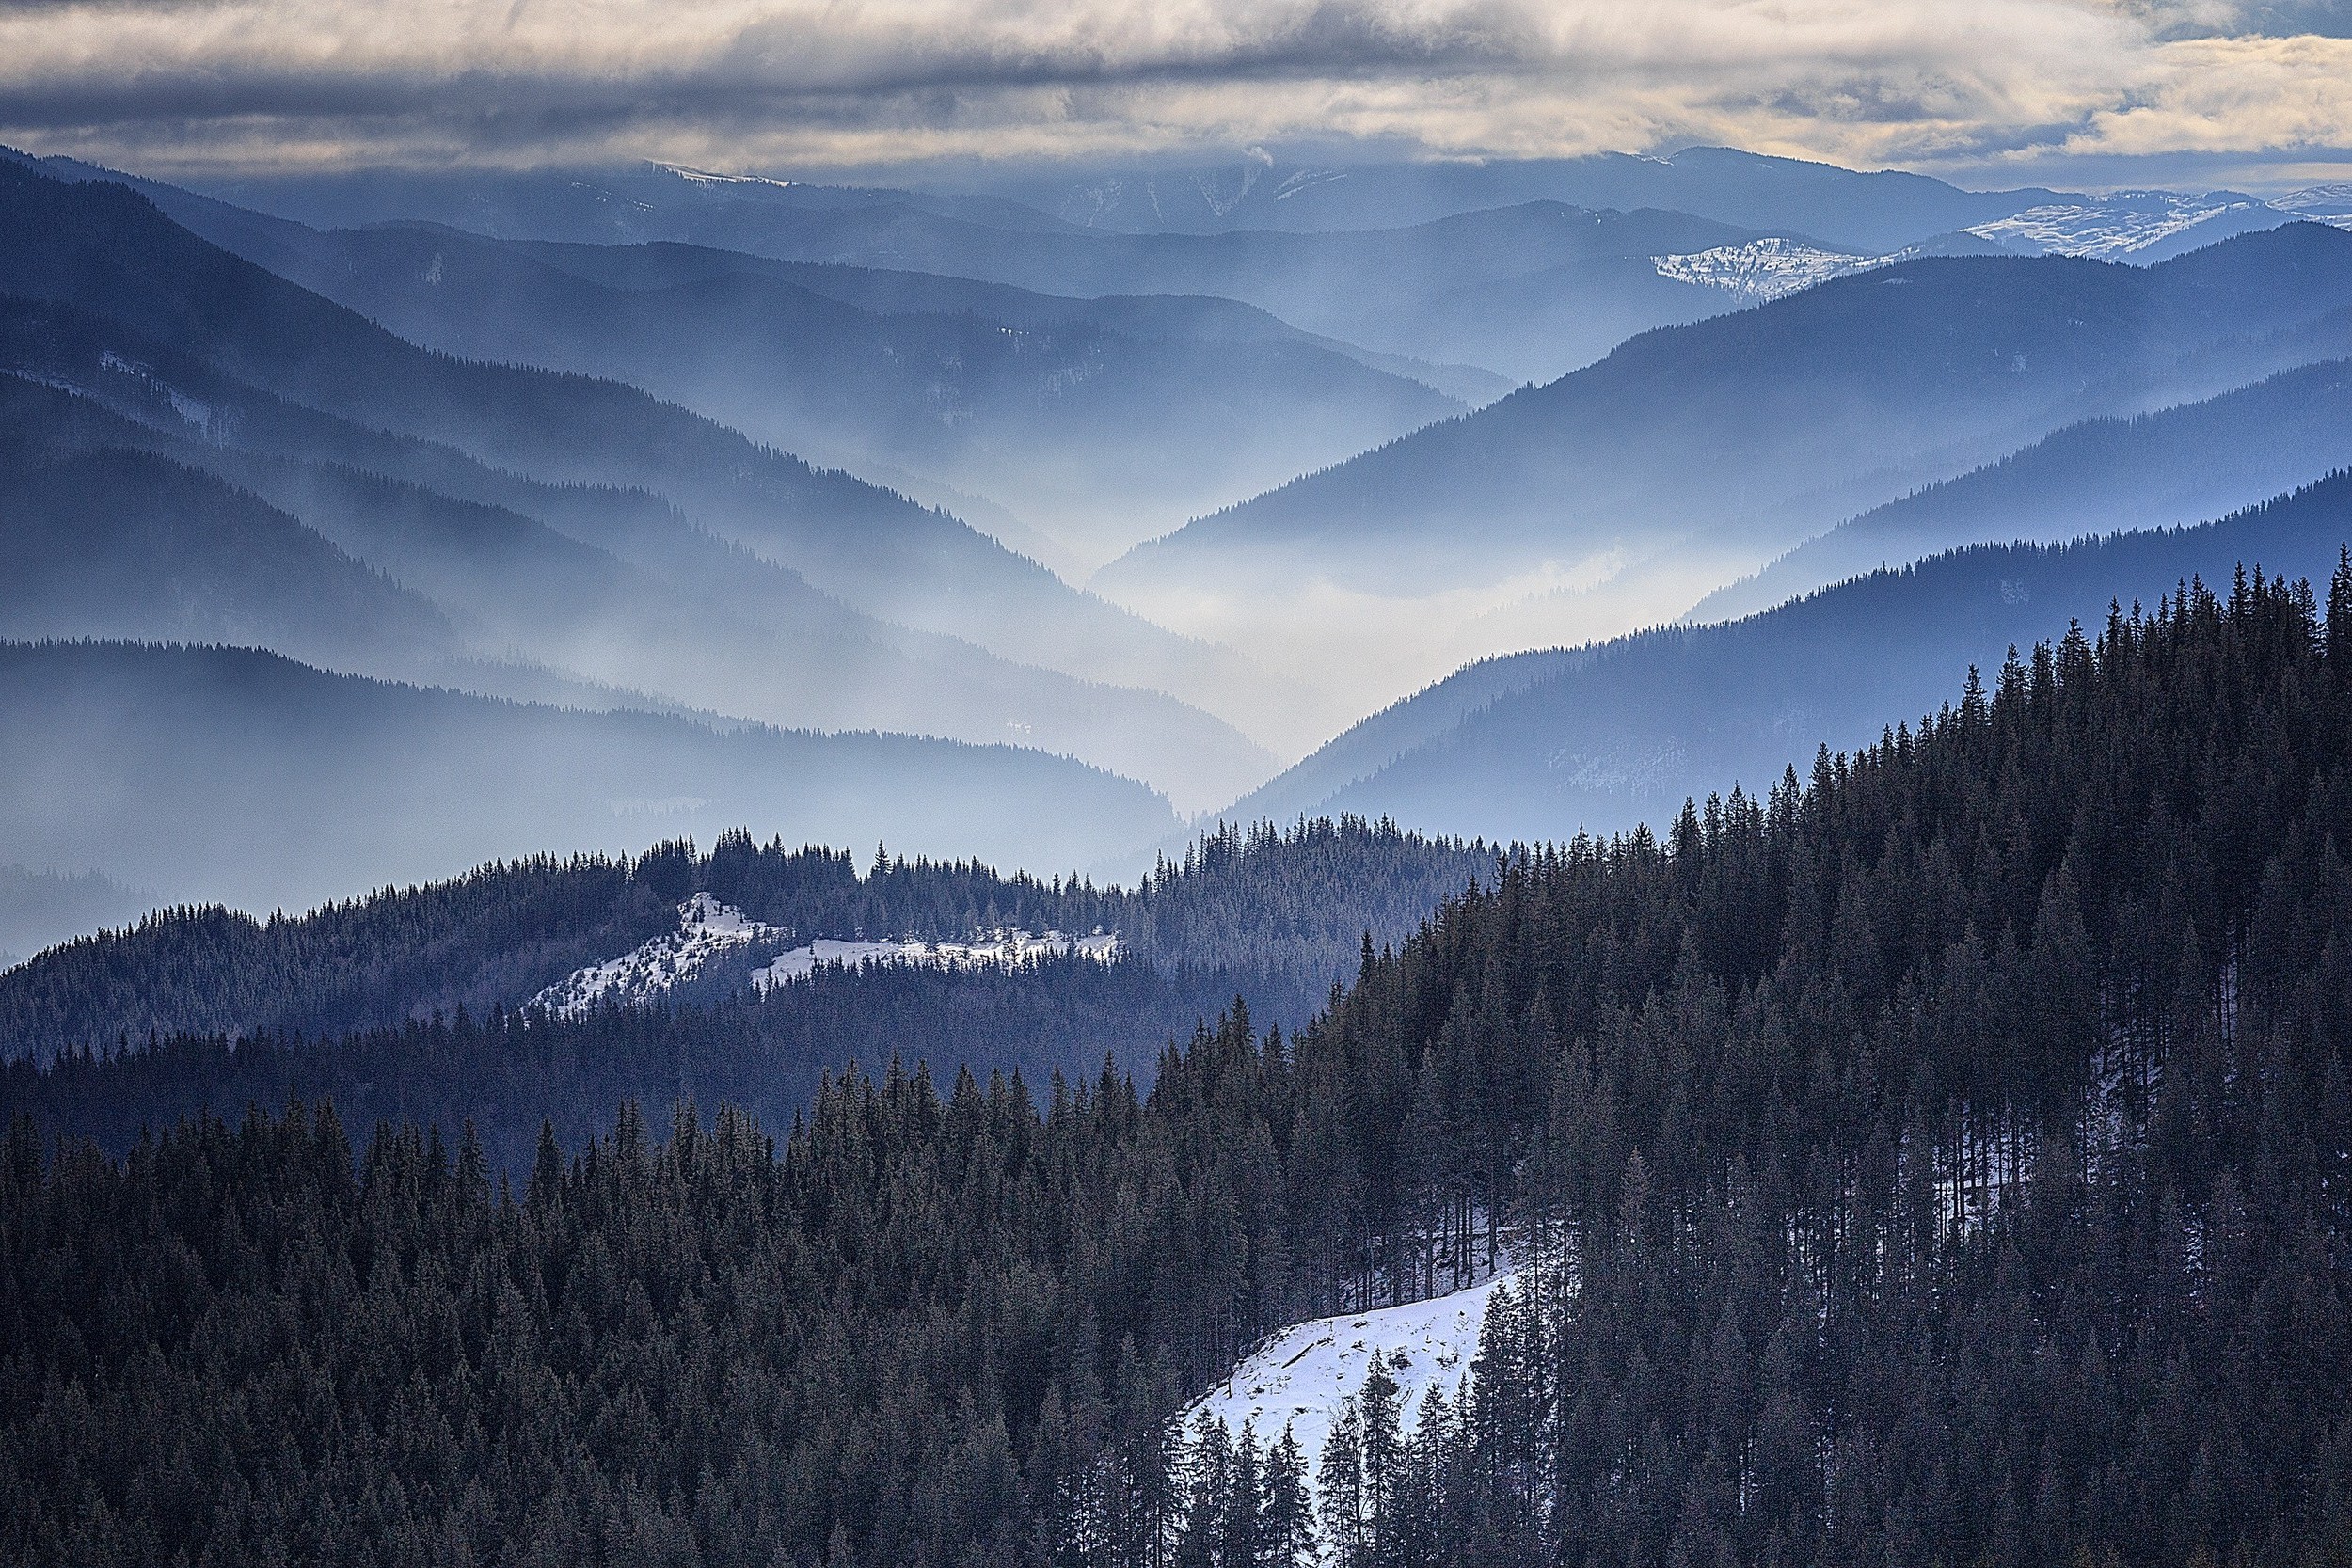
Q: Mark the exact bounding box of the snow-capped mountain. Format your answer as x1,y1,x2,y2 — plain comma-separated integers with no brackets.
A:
1184,1272,1514,1463
2275,184,2352,227
1654,187,2352,308
1963,190,2279,261
1650,237,1869,302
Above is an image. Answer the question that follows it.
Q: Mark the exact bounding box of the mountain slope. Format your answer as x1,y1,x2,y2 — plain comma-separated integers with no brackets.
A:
156,154,1770,384
0,354,1278,803
0,816,1489,1067
1695,355,2352,619
1101,225,2352,709
961,146,2064,249
0,641,1180,915
1237,472,2352,840
0,381,455,670
150,211,1462,565
0,155,1305,757
3,562,2349,1567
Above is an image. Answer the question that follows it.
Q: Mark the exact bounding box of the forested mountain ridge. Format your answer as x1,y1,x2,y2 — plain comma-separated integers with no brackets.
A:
1693,353,2352,619
1118,223,2352,584
0,817,1489,1067
3,559,2348,1565
1233,471,2352,840
0,387,459,671
0,357,1277,802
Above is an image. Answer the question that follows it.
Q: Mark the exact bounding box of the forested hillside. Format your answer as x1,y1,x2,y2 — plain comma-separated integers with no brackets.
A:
4,561,2347,1565
0,818,1490,1115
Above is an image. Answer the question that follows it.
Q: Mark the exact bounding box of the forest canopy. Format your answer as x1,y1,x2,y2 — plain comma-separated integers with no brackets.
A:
4,559,2352,1566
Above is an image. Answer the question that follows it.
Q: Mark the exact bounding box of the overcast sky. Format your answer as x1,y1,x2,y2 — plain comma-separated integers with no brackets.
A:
2,0,2347,187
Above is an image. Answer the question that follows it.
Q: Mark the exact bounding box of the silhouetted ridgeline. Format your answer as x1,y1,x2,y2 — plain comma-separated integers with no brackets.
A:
2,563,2348,1564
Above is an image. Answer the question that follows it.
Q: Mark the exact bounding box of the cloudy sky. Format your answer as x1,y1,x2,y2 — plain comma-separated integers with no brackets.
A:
2,0,2347,186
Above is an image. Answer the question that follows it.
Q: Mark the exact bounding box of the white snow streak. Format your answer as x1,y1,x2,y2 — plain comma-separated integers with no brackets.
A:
1963,191,2267,261
753,929,1117,990
530,895,1122,1017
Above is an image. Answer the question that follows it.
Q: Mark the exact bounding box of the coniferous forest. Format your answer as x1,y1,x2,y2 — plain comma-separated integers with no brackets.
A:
5,562,2351,1565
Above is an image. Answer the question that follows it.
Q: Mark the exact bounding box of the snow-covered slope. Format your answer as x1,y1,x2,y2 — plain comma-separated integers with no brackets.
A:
1650,237,1870,303
528,895,1122,1018
530,893,785,1018
1966,191,2277,261
753,929,1117,989
1184,1272,1512,1464
2275,185,2352,229
1654,189,2350,307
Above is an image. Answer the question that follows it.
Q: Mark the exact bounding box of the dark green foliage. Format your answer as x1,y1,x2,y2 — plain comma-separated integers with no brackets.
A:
1279,564,2352,1564
3,955,1245,1177
0,816,1486,1069
4,565,2351,1565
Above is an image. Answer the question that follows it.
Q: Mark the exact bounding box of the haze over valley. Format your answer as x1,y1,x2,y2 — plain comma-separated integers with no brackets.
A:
9,141,2352,915
7,8,2352,1558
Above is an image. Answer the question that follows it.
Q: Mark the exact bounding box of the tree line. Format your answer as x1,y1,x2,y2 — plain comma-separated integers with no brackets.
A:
0,816,1491,1069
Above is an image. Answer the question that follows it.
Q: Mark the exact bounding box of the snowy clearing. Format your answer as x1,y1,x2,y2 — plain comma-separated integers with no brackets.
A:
1184,1272,1512,1465
531,895,1122,1018
530,893,784,1019
754,929,1117,990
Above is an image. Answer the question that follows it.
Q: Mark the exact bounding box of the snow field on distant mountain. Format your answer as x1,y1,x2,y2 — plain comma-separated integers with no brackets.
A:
529,893,1120,1018
1650,238,1871,302
1653,187,2352,305
1184,1271,1514,1469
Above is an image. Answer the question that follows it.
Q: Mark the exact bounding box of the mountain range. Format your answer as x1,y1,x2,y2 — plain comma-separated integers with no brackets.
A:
135,192,1470,569
1098,223,2352,711
1237,471,2352,840
11,140,2352,950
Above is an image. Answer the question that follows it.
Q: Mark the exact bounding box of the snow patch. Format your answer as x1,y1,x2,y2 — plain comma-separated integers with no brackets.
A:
2272,184,2352,230
657,163,798,191
531,898,1120,1019
754,929,1117,990
1651,237,1875,302
1963,191,2268,260
1184,1273,1511,1465
530,893,783,1019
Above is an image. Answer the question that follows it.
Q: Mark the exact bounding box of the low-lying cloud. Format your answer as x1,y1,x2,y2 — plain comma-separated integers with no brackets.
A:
0,0,2345,175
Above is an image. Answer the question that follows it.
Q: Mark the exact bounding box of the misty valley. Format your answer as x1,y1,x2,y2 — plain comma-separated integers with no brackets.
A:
5,138,2352,1568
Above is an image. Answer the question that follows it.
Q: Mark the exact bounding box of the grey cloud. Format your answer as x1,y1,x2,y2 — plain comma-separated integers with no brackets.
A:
0,0,2342,175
